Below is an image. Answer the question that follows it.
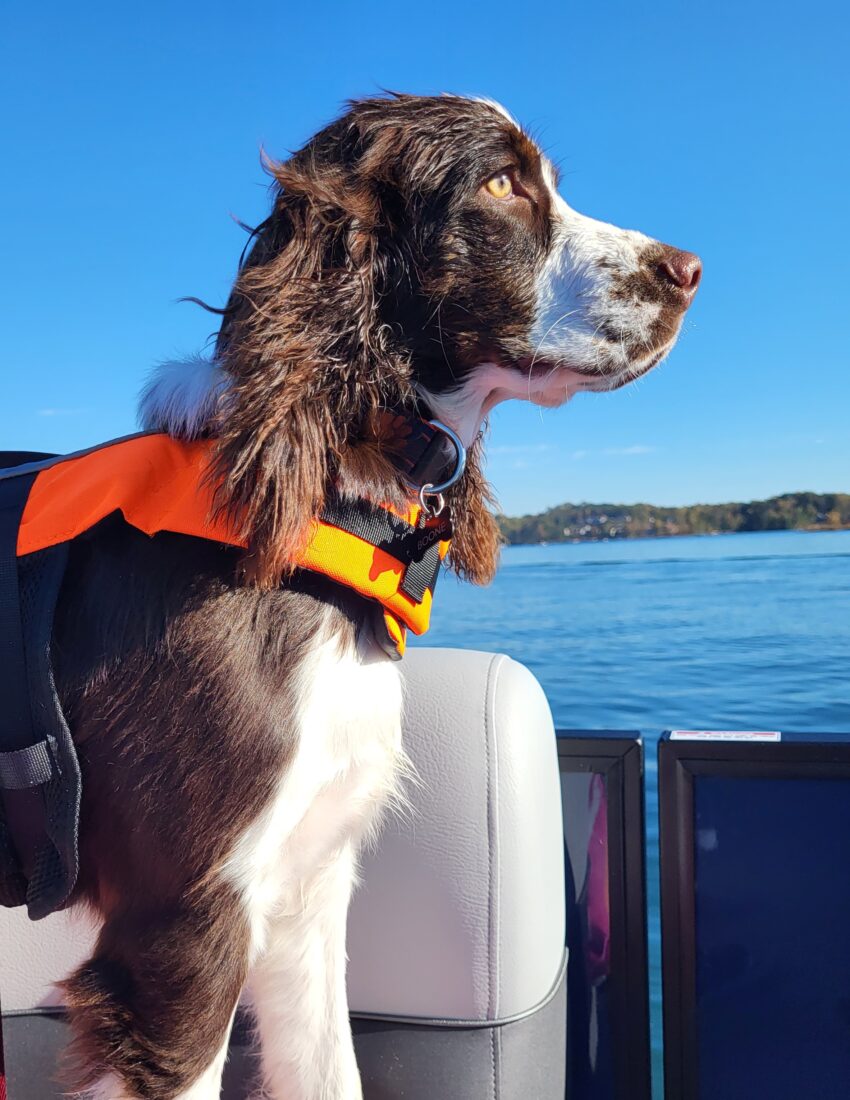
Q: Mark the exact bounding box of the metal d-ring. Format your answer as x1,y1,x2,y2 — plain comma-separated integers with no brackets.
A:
418,484,446,517
423,420,467,494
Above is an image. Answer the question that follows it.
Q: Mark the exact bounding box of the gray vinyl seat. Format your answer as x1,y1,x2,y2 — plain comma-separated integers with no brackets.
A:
0,647,567,1099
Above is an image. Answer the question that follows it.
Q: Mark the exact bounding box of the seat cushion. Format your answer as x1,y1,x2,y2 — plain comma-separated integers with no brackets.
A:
347,647,566,1023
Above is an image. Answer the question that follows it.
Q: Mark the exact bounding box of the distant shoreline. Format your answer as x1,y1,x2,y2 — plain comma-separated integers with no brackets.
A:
497,492,850,546
499,526,850,549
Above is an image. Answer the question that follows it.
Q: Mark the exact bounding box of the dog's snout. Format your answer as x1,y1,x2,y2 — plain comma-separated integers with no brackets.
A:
656,248,702,298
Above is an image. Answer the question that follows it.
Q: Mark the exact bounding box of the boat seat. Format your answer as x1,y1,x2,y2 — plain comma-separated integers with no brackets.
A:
0,647,566,1099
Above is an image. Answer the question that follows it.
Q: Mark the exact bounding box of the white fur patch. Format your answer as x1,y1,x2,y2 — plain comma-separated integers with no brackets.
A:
530,188,661,377
137,356,229,439
224,621,403,956
222,619,404,1099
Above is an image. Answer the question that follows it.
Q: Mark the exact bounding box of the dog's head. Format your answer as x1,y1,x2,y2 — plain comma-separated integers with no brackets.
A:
327,95,701,437
149,94,700,585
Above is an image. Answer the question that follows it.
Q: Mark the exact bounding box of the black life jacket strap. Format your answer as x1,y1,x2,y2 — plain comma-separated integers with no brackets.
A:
0,469,41,749
0,739,55,789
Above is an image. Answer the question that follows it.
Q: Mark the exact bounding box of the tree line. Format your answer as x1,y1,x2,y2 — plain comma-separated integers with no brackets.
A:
497,492,850,545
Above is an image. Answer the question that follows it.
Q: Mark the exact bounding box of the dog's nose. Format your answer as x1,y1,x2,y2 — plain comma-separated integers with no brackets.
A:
657,248,702,299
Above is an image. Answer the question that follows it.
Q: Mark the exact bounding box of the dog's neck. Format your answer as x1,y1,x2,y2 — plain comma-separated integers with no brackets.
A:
418,361,586,449
139,359,460,499
139,357,499,453
417,378,499,450
139,355,501,586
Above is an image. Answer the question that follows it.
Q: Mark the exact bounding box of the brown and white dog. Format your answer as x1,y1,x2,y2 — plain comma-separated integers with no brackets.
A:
53,94,700,1099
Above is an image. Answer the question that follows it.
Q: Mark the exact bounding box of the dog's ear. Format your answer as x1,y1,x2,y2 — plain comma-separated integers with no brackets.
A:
444,435,502,586
211,137,413,587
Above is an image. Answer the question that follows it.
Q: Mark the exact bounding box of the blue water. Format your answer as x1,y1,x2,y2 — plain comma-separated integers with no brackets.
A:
417,529,850,1095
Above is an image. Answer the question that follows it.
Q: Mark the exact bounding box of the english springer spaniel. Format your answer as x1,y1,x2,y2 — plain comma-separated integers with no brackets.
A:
54,93,699,1099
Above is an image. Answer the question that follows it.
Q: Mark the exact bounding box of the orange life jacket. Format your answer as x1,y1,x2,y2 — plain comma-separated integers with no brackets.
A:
16,432,452,656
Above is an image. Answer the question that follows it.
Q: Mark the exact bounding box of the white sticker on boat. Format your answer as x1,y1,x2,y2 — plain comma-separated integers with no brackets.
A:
669,730,782,741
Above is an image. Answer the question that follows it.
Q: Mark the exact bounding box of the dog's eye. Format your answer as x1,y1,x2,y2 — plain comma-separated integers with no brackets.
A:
485,172,513,200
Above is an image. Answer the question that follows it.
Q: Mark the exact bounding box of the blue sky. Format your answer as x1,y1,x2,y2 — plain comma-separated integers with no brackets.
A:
3,0,847,516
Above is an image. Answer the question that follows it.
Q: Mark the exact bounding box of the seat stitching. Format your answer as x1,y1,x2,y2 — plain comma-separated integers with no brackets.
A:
483,653,502,1021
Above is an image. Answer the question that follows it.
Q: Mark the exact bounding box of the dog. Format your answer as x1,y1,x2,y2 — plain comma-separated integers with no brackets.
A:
46,93,700,1099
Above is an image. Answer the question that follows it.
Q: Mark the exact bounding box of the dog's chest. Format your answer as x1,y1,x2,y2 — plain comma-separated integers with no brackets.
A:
223,628,404,951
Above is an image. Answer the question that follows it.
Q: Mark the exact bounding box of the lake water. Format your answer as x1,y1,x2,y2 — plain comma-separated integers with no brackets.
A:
416,529,850,1094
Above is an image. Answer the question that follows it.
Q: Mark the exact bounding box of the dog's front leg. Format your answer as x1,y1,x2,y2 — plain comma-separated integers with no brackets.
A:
64,886,249,1100
248,840,362,1100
